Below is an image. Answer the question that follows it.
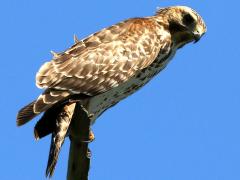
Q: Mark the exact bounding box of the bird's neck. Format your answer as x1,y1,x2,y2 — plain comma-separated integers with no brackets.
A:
172,32,194,49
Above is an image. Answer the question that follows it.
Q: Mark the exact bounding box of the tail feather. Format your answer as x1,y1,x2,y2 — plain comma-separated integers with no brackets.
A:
34,105,63,140
17,101,39,126
46,103,76,178
46,133,62,177
17,90,70,127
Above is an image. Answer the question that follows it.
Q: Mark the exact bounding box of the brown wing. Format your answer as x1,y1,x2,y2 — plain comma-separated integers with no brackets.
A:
36,18,171,96
17,18,172,124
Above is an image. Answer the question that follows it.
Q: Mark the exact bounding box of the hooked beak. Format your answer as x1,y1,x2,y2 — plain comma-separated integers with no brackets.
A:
193,32,203,43
193,29,206,43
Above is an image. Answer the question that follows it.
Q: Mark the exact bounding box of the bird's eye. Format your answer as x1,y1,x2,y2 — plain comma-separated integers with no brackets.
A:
183,14,195,25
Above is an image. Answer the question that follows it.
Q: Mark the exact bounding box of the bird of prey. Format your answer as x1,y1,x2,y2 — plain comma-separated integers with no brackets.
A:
17,6,206,177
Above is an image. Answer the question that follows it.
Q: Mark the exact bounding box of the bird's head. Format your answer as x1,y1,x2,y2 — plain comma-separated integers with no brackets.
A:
156,6,207,48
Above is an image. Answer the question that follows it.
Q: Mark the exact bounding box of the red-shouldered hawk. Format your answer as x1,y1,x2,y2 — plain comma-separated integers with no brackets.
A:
17,6,206,177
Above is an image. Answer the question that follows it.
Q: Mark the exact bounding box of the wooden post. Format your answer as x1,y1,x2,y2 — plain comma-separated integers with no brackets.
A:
67,103,92,180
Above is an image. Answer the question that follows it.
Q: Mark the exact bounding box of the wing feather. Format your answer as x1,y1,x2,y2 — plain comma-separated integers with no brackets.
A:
36,18,171,96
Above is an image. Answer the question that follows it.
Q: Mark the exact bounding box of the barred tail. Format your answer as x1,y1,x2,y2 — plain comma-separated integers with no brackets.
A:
16,101,39,126
17,90,71,127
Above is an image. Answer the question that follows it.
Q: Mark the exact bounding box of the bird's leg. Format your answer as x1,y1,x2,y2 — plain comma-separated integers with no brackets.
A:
68,129,95,142
81,112,95,143
69,104,95,143
67,102,93,180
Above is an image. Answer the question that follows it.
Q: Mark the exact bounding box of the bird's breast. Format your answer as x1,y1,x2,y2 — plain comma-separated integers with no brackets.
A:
84,49,176,124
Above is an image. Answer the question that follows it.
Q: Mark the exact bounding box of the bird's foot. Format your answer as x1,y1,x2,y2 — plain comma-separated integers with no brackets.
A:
82,130,95,143
70,130,95,143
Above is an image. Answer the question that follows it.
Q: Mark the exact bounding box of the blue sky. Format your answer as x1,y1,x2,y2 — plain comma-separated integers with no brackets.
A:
1,0,240,180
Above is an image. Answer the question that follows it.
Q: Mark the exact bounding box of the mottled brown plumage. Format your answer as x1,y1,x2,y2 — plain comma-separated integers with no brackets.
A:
45,103,76,177
17,6,206,177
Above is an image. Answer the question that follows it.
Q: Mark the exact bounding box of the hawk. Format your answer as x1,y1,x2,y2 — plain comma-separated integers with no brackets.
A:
17,6,206,177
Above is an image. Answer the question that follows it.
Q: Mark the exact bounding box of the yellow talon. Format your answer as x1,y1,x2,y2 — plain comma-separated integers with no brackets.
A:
89,130,95,142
